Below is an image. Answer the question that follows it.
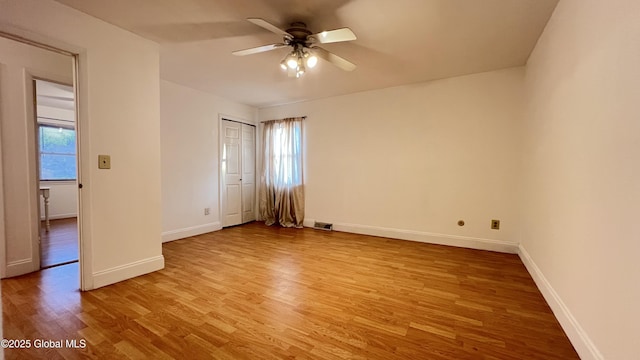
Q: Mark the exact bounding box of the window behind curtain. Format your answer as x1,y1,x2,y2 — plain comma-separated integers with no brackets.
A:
259,117,305,227
271,123,302,186
38,124,77,181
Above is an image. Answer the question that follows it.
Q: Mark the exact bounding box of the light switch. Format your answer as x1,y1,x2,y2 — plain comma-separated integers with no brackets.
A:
98,155,111,169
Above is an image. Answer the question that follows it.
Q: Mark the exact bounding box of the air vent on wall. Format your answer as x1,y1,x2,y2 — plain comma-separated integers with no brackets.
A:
313,221,333,231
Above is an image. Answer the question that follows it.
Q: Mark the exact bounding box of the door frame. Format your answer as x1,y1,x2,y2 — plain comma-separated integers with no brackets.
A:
0,30,91,290
218,114,257,227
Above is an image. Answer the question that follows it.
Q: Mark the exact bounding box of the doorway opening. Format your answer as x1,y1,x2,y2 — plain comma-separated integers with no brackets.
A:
0,32,85,289
34,79,78,269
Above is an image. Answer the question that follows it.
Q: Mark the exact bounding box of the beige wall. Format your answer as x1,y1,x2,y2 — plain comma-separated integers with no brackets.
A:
0,0,163,289
259,67,524,251
160,80,256,241
521,0,640,358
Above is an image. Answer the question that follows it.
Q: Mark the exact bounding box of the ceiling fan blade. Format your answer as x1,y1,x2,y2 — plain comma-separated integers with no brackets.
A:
247,18,292,39
310,28,357,44
232,43,287,56
311,47,356,71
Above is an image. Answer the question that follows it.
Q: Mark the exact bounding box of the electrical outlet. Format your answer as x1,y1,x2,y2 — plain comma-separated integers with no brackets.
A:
98,155,111,169
491,219,500,230
204,207,210,215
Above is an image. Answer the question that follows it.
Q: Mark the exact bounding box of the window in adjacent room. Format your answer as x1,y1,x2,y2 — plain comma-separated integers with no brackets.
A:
38,124,76,181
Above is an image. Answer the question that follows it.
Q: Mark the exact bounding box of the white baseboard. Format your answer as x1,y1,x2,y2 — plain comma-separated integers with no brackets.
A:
161,222,222,243
303,219,518,254
92,255,165,289
5,258,37,278
40,213,78,221
40,213,77,221
518,245,602,360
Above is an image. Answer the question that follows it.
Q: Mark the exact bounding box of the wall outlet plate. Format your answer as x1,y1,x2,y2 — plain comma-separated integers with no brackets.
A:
491,219,500,230
98,154,111,169
204,207,210,215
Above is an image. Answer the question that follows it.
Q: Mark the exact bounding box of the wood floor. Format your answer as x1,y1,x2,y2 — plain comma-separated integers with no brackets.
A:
41,217,78,268
2,222,578,359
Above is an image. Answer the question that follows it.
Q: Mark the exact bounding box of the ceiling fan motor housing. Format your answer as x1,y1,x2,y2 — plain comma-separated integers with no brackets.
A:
286,22,313,45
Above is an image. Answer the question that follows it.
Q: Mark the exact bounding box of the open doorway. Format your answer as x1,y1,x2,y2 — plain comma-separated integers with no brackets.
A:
34,79,78,269
0,33,83,286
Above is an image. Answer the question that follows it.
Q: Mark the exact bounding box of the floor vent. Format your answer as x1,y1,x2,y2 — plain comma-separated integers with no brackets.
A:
313,222,333,231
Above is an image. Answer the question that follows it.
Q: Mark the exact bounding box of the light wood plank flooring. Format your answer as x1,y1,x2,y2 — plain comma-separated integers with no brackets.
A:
2,222,578,359
41,217,78,268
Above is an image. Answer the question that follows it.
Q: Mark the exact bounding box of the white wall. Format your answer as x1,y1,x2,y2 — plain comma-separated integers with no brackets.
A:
0,0,163,289
39,183,77,220
160,80,256,242
0,36,72,278
520,0,640,359
259,67,524,252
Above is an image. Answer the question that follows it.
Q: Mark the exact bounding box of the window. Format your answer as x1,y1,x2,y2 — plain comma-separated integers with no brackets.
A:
38,124,77,181
259,117,305,227
271,123,303,186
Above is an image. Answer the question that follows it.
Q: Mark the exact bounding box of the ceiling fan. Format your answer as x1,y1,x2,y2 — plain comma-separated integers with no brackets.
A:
232,18,357,78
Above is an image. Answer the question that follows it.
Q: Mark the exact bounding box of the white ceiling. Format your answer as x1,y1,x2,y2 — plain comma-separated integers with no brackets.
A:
54,0,558,108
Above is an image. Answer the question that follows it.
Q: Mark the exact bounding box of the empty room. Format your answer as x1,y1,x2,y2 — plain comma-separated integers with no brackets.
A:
1,0,638,359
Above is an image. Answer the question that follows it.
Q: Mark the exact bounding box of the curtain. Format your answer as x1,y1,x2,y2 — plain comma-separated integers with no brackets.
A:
258,117,304,227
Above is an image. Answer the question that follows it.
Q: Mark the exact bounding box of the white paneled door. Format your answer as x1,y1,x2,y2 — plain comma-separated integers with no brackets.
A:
221,119,255,227
241,124,256,223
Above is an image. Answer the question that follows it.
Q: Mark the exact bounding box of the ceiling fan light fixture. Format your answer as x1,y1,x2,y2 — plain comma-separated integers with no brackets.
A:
296,61,306,78
280,59,288,70
306,54,318,68
286,54,298,69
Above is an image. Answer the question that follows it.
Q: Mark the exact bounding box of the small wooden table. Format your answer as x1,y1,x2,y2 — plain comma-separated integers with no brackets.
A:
39,187,50,232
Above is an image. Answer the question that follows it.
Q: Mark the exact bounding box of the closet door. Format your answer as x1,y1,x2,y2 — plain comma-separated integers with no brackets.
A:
241,124,256,223
222,120,242,227
221,120,255,227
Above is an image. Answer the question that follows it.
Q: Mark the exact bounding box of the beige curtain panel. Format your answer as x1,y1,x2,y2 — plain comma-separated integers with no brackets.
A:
258,117,305,227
